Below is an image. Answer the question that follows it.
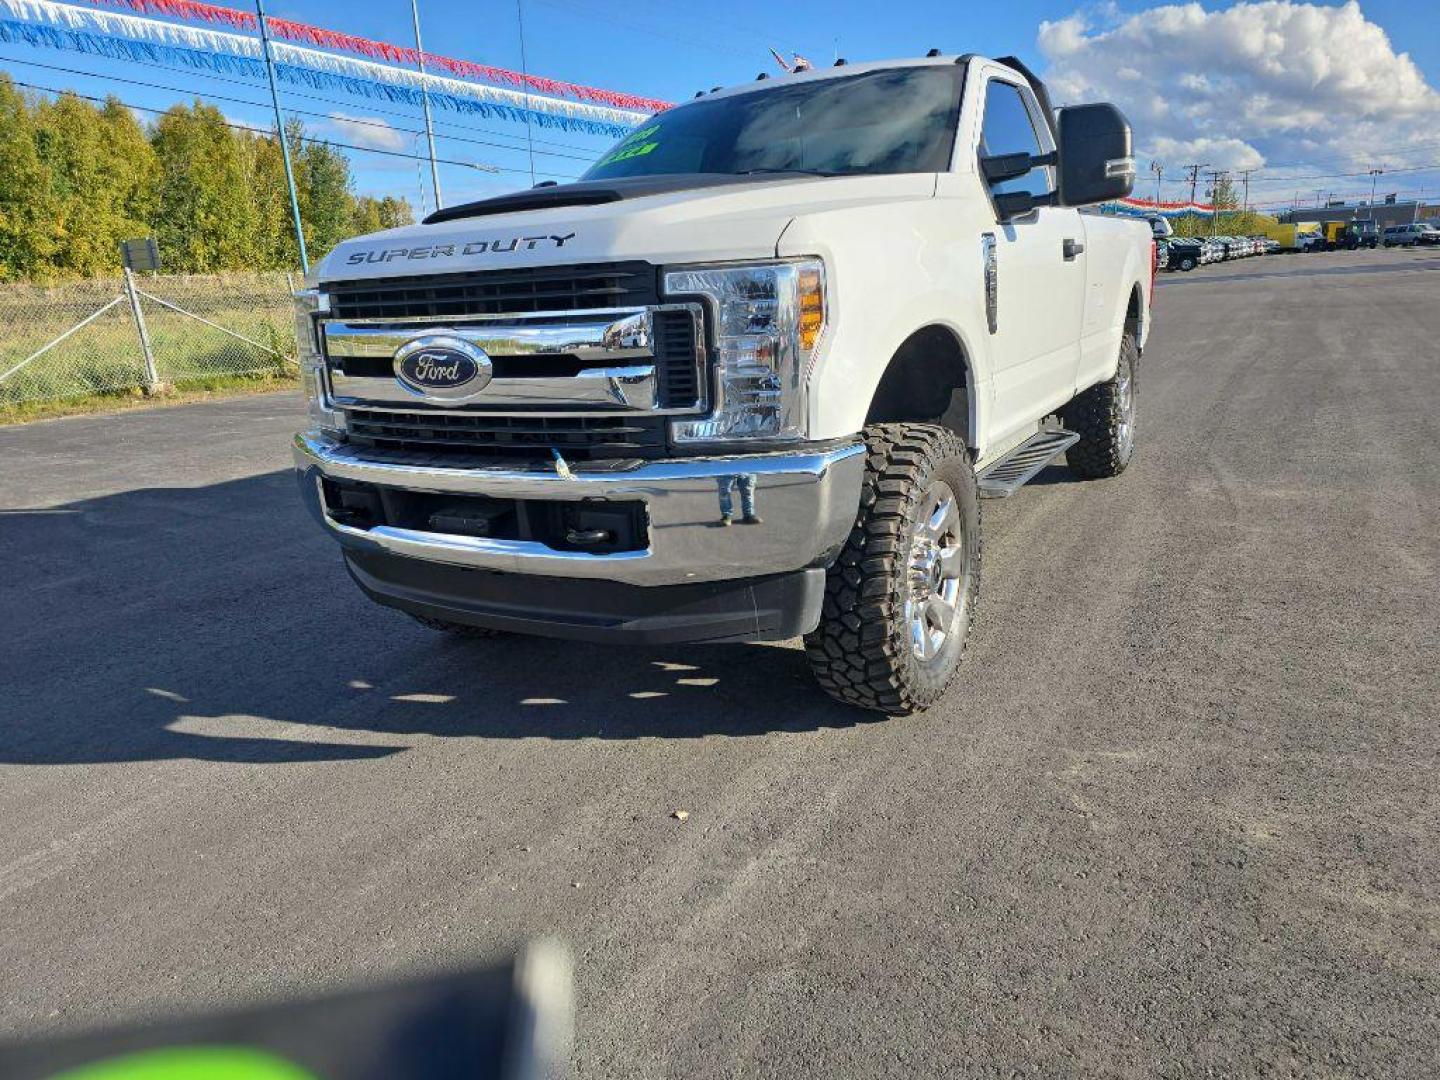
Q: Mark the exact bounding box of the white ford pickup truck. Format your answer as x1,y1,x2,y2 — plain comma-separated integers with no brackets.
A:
293,53,1154,714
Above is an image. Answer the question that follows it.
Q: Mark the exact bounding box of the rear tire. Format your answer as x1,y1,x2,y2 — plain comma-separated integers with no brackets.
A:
805,424,981,716
1063,332,1138,479
410,614,507,639
1179,256,1196,271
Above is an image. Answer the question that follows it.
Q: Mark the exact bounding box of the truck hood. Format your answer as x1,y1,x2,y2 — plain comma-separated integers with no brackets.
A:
316,173,936,283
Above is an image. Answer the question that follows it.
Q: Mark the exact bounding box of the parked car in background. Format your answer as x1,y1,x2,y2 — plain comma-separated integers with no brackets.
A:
1255,237,1280,254
1349,221,1380,248
1166,237,1203,271
1201,238,1224,263
1381,223,1436,247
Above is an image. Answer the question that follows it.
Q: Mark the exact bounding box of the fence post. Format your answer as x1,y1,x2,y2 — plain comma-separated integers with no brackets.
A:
123,268,160,394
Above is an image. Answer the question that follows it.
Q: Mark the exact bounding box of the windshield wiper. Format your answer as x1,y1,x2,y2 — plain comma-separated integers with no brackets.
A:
736,168,847,177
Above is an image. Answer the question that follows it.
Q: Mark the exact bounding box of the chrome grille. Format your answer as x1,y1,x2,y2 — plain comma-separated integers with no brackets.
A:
342,407,668,461
324,262,658,321
651,308,700,409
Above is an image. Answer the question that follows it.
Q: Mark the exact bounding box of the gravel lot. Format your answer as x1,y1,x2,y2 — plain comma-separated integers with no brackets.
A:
2,247,1437,1077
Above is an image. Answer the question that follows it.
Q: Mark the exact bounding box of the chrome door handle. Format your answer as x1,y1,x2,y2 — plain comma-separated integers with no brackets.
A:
1063,238,1085,260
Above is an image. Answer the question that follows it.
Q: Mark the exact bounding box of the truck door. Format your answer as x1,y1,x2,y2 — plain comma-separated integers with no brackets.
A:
977,75,1086,436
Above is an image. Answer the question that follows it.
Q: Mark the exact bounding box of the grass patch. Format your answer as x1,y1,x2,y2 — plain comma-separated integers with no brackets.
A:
0,272,298,418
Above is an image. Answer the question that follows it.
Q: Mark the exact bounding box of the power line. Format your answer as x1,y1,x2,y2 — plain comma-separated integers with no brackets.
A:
0,52,601,163
0,48,608,157
1152,153,1440,188
6,76,584,179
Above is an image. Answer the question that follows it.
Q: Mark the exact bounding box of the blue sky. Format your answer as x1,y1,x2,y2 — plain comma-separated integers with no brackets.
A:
2,0,1437,214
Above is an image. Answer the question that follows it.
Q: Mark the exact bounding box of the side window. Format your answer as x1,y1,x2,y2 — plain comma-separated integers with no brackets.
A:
979,80,1049,197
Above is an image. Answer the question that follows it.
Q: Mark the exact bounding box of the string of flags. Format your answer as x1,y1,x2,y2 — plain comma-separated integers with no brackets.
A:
78,0,672,112
0,0,658,137
1103,196,1217,219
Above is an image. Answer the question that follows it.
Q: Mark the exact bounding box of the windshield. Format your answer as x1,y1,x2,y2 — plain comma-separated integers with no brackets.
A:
582,66,964,181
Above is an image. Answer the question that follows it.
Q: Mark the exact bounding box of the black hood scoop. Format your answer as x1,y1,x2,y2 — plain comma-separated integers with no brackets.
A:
422,172,815,225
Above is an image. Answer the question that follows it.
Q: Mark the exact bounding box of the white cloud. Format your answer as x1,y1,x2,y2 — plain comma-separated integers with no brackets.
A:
325,112,408,153
1038,1,1440,202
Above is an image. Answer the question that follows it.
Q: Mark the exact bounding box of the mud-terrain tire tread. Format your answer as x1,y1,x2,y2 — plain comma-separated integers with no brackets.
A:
804,423,980,716
1063,332,1138,480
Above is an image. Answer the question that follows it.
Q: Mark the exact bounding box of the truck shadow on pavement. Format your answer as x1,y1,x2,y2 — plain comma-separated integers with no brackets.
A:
1,471,867,767
1156,255,1439,288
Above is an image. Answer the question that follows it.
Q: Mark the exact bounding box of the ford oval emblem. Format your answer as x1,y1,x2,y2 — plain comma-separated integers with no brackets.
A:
392,336,493,404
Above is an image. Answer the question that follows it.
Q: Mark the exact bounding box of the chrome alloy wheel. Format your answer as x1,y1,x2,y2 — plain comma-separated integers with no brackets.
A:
1115,360,1136,459
903,481,971,662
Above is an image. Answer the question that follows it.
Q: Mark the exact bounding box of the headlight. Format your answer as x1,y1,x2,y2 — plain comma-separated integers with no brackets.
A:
293,287,344,436
663,259,826,443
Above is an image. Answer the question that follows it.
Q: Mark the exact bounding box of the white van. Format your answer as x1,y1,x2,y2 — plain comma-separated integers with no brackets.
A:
1381,223,1438,247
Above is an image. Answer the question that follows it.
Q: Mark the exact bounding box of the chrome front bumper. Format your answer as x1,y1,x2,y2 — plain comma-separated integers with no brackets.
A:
293,432,866,587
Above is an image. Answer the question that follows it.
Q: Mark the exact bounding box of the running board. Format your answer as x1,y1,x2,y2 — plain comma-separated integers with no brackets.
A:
976,429,1080,498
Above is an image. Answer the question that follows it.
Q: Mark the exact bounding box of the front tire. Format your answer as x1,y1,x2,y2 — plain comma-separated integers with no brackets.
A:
1063,332,1138,479
805,424,980,716
1179,256,1196,271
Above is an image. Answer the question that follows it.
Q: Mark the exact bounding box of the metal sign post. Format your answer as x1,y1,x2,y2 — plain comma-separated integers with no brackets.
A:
255,0,309,273
122,268,160,393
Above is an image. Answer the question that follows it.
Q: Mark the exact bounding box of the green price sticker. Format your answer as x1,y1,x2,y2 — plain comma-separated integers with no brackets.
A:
50,1046,320,1080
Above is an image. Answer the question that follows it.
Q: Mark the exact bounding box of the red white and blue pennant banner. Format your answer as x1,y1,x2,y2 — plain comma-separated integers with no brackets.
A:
1104,196,1217,219
0,0,655,137
80,0,672,112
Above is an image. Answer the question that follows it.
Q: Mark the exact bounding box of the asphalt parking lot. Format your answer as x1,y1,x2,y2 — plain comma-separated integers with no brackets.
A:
2,247,1438,1077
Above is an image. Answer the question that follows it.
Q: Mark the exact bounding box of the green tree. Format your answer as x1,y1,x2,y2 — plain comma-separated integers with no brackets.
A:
32,92,160,276
0,75,58,280
150,101,260,273
0,81,416,279
377,195,414,229
237,126,297,270
350,194,415,236
296,127,356,260
99,97,160,242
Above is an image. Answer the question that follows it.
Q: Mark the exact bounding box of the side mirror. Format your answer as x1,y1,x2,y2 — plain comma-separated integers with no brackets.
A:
1056,103,1135,207
981,152,1035,186
993,191,1041,219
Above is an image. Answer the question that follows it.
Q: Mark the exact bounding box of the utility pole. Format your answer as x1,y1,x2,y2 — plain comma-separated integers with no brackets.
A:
1206,169,1228,235
1150,160,1163,206
1184,163,1207,206
1238,168,1255,220
1183,163,1207,234
411,0,442,210
1367,167,1384,219
255,0,307,273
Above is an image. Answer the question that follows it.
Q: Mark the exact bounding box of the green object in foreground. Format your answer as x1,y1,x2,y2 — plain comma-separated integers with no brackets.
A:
50,1046,319,1080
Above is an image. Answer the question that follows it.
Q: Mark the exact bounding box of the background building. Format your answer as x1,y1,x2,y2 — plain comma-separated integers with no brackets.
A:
1279,199,1420,229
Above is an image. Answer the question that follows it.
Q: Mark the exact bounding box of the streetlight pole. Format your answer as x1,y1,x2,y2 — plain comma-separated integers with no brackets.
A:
411,0,442,211
1368,167,1383,218
255,0,307,272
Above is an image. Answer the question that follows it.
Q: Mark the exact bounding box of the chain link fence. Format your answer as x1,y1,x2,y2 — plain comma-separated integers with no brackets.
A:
0,271,298,412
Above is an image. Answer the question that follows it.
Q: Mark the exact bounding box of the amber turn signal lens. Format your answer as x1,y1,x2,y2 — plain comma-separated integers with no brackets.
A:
798,266,824,352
